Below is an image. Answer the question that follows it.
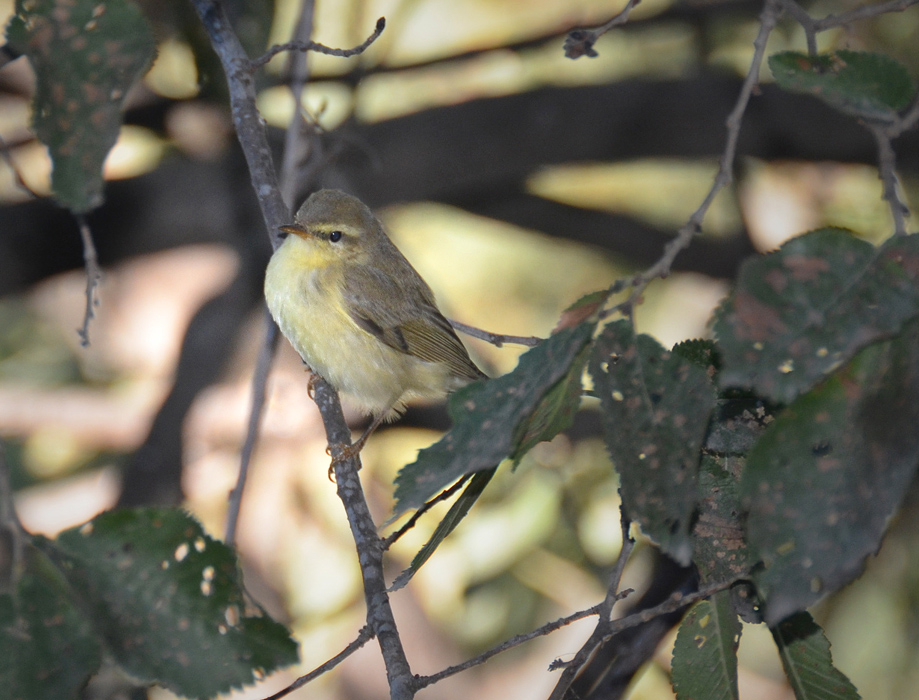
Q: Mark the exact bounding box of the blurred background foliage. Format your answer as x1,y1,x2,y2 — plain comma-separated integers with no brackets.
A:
1,0,919,698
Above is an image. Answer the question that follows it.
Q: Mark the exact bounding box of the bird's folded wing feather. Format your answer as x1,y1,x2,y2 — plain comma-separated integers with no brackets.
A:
344,264,484,381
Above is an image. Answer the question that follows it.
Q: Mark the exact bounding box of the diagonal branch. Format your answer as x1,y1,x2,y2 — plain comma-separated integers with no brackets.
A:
602,0,782,317
547,511,635,698
188,2,414,697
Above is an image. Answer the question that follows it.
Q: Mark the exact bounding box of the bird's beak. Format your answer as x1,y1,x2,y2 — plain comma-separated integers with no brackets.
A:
278,224,309,239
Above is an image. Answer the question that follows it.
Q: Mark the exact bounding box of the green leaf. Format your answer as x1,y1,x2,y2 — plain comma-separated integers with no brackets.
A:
769,50,916,122
692,453,749,584
589,320,715,564
390,468,496,591
773,612,860,700
6,0,155,212
41,508,298,700
393,322,594,514
715,228,919,404
672,338,721,373
671,592,741,700
510,343,590,463
0,545,102,700
742,320,919,625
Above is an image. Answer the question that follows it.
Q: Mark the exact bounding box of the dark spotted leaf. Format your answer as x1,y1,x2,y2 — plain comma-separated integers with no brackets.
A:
742,320,919,625
589,320,715,564
6,0,155,211
715,229,919,404
773,612,860,700
769,50,915,123
39,508,298,700
394,322,594,514
0,544,102,700
671,592,741,700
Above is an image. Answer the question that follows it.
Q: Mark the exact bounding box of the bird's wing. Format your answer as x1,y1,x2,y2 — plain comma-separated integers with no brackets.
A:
343,264,484,381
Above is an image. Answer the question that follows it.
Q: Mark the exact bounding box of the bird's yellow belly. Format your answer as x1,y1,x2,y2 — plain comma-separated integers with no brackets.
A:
265,253,452,415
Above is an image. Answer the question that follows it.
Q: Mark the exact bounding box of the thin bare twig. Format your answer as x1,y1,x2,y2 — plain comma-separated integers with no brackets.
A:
252,17,385,70
597,0,781,319
449,319,541,348
416,568,741,690
597,577,741,642
777,0,817,55
278,0,316,210
547,512,635,696
228,0,315,546
261,626,375,700
869,124,911,236
225,313,278,546
0,440,28,594
414,516,637,691
2,145,106,349
414,605,604,689
895,94,919,135
564,0,642,59
383,474,471,550
76,214,102,348
779,0,919,56
810,0,919,32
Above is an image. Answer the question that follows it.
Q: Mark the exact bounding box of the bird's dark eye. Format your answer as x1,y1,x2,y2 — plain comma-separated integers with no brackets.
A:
329,230,342,243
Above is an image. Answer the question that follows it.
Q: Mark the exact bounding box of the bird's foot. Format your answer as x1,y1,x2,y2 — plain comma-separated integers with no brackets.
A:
325,440,365,481
306,371,319,400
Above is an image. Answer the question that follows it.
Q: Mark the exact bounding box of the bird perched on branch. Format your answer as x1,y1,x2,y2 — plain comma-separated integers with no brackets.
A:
264,188,485,458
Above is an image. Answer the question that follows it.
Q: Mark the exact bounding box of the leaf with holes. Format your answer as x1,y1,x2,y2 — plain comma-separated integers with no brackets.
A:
773,612,860,700
742,320,919,625
770,50,915,123
38,508,298,699
6,0,155,211
589,320,715,564
715,229,919,404
672,592,741,700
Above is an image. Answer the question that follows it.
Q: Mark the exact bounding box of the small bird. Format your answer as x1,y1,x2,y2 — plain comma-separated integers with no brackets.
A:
264,189,486,458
